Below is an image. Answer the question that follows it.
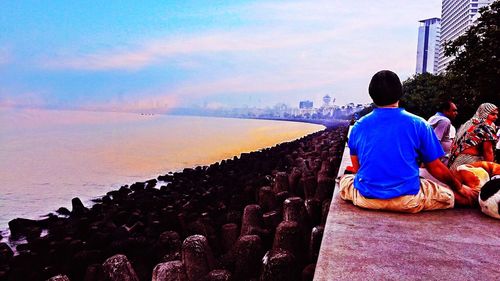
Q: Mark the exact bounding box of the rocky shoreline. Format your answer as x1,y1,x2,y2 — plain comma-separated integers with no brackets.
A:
0,125,348,281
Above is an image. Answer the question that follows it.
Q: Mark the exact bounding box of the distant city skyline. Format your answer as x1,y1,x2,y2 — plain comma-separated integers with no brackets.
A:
1,1,442,113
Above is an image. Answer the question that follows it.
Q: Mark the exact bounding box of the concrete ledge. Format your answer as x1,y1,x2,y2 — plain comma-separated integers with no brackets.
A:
314,139,500,280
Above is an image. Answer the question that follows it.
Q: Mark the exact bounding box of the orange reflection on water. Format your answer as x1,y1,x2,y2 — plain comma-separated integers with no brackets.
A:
0,109,323,228
97,116,323,175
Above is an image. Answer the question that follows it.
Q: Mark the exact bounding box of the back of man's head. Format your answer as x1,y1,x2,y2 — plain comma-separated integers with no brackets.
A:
368,70,403,106
437,100,451,111
438,100,458,120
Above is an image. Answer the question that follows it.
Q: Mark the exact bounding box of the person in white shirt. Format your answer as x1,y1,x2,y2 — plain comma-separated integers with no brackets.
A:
427,101,458,165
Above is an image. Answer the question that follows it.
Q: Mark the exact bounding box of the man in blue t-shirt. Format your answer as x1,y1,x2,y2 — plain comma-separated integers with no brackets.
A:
340,70,476,212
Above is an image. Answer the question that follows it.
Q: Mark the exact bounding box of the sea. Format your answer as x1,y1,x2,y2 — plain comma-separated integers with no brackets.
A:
0,108,323,238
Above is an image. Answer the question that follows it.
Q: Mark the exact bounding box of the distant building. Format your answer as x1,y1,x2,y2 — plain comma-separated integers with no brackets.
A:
323,95,332,106
298,100,314,118
273,103,289,118
437,0,493,73
416,18,441,74
299,100,313,109
319,94,336,117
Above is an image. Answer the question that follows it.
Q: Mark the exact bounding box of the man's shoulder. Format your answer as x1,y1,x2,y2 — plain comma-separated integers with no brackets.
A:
428,113,451,126
352,111,374,127
398,110,431,128
400,109,425,120
395,110,439,137
354,109,426,126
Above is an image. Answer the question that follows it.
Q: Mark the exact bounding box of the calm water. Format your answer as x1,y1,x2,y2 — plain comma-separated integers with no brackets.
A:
0,108,323,235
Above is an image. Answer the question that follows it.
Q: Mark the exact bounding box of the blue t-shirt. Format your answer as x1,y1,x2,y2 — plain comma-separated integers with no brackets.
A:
348,108,444,199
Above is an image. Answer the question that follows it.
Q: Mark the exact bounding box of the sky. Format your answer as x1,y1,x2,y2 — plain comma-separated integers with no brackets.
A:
0,0,442,113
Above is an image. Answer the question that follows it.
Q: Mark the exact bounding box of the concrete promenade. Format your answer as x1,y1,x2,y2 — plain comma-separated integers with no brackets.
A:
314,136,500,280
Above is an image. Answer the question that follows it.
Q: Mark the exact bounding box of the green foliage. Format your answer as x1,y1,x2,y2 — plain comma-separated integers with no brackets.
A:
401,73,450,120
402,1,500,125
443,1,500,123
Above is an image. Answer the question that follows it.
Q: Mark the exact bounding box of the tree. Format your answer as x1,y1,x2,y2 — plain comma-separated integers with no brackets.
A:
444,1,500,122
401,2,500,125
401,73,450,120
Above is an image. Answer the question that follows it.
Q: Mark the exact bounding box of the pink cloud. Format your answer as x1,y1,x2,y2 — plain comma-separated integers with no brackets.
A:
41,28,347,71
0,91,48,108
39,0,434,75
33,0,440,105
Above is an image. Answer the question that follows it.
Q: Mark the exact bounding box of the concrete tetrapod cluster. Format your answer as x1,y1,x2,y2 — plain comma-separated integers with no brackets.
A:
0,126,348,281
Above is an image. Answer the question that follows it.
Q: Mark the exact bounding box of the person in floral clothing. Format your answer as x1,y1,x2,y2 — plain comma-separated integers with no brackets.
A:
448,103,498,171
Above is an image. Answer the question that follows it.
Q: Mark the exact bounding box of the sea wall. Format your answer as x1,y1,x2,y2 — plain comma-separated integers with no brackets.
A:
0,125,348,281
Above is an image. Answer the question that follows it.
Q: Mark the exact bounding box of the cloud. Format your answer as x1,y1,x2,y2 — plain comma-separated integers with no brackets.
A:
0,90,48,108
40,0,440,72
42,28,347,71
18,0,442,107
146,25,419,105
240,0,440,24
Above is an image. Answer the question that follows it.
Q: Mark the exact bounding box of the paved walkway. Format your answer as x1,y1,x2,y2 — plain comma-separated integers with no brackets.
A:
314,136,500,281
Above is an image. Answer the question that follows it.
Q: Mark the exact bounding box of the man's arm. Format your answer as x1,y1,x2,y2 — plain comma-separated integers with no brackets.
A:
350,155,359,173
424,159,460,189
424,159,477,206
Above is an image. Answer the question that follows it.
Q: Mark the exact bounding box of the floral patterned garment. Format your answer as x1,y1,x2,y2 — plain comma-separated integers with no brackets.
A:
449,122,498,165
448,103,498,168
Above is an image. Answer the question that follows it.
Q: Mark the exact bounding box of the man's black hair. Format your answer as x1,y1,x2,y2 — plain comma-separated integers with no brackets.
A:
437,100,454,112
368,70,403,106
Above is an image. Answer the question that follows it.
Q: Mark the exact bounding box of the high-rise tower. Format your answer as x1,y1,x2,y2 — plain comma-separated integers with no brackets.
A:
416,18,441,74
437,0,493,73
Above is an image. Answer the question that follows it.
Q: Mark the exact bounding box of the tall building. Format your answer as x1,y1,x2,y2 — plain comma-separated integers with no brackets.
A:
437,0,493,73
416,18,441,74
